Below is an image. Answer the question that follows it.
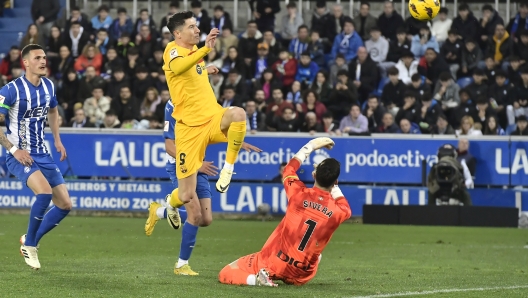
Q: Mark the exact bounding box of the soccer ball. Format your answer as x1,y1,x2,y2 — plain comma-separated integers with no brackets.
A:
408,0,441,21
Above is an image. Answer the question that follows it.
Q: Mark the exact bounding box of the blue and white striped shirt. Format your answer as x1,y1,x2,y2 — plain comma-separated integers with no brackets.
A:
0,76,58,154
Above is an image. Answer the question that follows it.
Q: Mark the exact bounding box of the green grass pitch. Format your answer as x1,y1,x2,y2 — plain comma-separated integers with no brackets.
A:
0,214,528,298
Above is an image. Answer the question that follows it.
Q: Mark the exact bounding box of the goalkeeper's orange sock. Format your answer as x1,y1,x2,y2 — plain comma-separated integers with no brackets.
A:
169,188,184,208
224,121,246,171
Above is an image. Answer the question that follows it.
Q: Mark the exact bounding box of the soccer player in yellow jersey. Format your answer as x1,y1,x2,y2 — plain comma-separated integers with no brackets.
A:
162,11,247,226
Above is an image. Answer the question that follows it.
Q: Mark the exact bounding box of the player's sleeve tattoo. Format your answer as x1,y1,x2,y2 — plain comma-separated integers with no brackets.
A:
0,114,14,150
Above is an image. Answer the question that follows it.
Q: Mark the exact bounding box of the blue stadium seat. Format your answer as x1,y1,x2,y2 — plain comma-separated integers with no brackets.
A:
457,77,474,88
373,77,390,97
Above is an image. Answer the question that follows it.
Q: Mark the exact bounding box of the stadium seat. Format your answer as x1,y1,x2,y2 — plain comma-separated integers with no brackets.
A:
373,77,390,97
457,77,474,88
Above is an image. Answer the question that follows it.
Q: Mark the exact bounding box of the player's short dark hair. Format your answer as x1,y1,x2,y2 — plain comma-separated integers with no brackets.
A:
315,158,340,188
167,10,194,33
21,44,44,58
387,67,399,76
439,72,452,82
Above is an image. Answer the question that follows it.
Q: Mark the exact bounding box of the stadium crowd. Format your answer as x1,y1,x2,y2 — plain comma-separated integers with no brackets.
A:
1,0,527,136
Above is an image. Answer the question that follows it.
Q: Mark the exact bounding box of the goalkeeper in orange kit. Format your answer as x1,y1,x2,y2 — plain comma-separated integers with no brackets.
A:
161,11,247,236
218,138,352,286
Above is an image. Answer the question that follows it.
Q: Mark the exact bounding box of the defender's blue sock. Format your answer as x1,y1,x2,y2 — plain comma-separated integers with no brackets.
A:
159,207,187,224
35,206,70,245
179,222,198,261
25,194,52,246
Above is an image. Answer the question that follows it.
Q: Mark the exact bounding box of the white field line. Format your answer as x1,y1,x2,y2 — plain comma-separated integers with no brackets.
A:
347,285,528,298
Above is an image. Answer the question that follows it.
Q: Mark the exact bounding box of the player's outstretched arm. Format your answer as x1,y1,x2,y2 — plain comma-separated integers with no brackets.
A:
48,107,67,161
167,47,211,76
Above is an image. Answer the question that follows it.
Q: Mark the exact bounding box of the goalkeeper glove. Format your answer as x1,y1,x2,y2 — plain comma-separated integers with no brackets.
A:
293,137,335,163
331,185,344,200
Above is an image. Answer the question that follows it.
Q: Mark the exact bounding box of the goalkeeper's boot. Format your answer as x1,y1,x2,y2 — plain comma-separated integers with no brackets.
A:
145,202,162,236
256,269,278,287
19,235,40,270
216,169,233,193
165,194,181,230
174,264,199,276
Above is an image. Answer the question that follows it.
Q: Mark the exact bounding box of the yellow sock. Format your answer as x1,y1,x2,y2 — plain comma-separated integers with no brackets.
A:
225,121,246,165
169,188,184,208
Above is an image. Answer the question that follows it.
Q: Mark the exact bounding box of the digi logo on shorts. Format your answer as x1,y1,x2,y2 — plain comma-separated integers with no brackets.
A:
23,107,50,119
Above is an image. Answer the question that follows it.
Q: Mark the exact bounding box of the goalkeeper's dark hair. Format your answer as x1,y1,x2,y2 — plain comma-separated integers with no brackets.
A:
21,44,44,58
315,158,340,188
167,10,194,33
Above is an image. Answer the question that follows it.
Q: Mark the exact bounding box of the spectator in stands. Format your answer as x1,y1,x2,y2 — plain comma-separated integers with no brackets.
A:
377,112,399,133
377,0,404,42
395,50,418,85
31,0,61,41
210,72,224,100
506,2,528,41
269,106,302,132
106,67,129,100
310,70,332,102
507,94,528,126
140,87,161,118
94,28,113,56
387,27,411,63
433,72,460,113
404,14,431,40
483,115,506,135
466,68,488,99
295,51,319,89
280,2,304,48
286,81,302,104
515,30,528,62
325,69,358,120
418,48,450,85
365,26,389,65
69,108,95,128
432,113,455,135
396,91,422,124
0,46,23,82
330,17,363,64
301,112,323,134
217,27,239,58
472,95,497,127
46,26,63,65
407,73,431,96
20,24,42,49
349,47,379,102
253,68,281,101
211,5,233,36
92,5,113,31
65,6,91,33
479,4,504,49
253,89,267,112
112,85,140,122
59,69,80,118
266,88,294,118
432,8,452,45
298,90,326,122
136,24,158,60
101,110,121,128
398,118,421,134
132,66,152,100
488,70,510,121
329,53,348,87
153,69,167,93
307,31,326,68
154,89,170,122
224,69,249,101
245,100,266,133
460,38,482,77
419,92,443,133
452,88,476,128
511,115,528,135
159,1,179,34
219,86,243,108
221,46,247,77
10,63,23,81
190,0,211,45
271,162,287,182
451,3,479,42
261,29,281,58
74,44,103,75
116,32,135,58
133,9,157,41
124,47,142,76
363,94,386,132
110,8,134,40
457,138,477,177
456,115,482,136
440,30,463,79
238,20,262,61
51,45,74,81
338,104,368,135
411,25,439,59
355,2,378,41
485,23,514,71
311,1,334,43
64,21,90,59
249,0,281,32
288,25,309,60
320,111,341,135
481,55,499,83
84,86,110,125
508,56,523,87
79,65,105,100
381,67,407,113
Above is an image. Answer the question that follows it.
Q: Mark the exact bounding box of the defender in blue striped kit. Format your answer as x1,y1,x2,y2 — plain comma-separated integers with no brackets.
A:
0,44,71,270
